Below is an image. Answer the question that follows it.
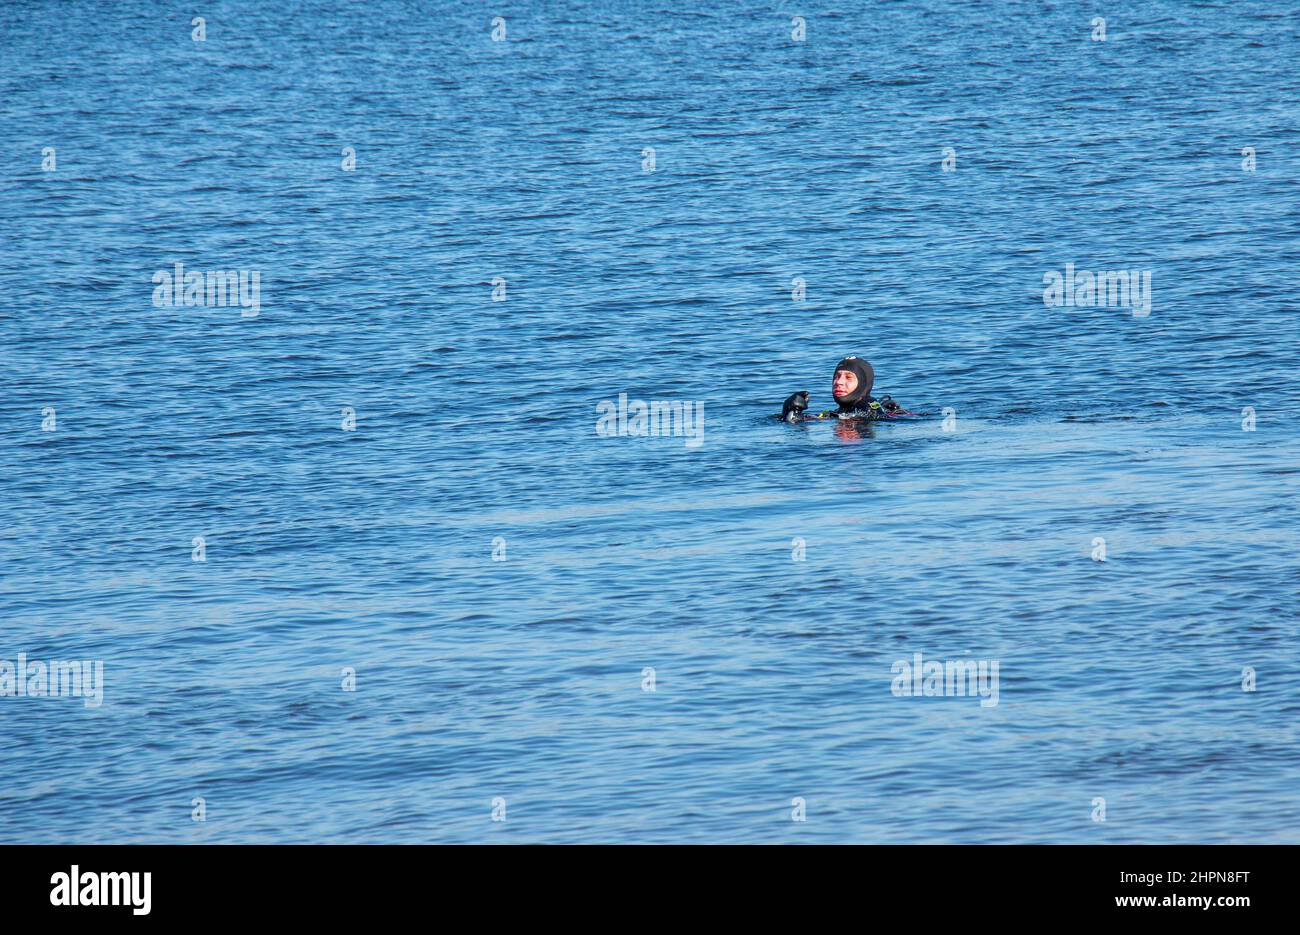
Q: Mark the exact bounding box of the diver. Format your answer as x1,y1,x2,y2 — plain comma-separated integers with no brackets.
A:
779,356,913,423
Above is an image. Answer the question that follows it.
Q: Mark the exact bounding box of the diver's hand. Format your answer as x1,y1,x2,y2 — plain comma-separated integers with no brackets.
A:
781,391,810,423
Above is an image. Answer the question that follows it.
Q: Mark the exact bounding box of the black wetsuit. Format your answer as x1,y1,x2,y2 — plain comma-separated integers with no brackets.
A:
781,356,913,421
820,356,907,418
808,396,905,420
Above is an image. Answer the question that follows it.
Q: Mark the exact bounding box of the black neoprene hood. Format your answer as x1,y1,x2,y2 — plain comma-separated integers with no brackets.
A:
832,356,874,407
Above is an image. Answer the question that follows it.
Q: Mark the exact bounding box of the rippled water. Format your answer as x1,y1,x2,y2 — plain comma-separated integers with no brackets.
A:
2,1,1298,843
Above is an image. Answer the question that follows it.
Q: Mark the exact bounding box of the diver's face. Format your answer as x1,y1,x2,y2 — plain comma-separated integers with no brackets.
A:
832,369,858,400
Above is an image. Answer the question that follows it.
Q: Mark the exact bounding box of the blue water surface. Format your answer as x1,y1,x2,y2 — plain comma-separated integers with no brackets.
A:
2,0,1298,843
